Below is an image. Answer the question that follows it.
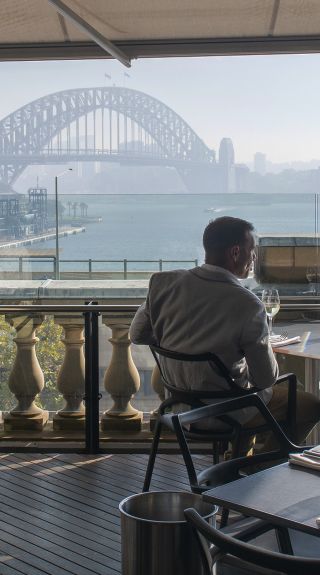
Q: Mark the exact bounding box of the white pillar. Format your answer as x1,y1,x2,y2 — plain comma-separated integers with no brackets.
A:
3,314,48,430
101,316,142,431
53,316,85,431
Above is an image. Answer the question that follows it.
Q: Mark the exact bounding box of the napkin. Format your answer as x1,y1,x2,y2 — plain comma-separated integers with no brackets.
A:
270,336,301,348
305,445,320,458
289,452,320,471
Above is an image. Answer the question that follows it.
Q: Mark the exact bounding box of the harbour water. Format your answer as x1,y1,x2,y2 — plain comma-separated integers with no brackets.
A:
42,193,317,267
0,193,317,274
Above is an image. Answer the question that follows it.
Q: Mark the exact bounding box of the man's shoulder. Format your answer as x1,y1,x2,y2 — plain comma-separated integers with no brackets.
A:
237,285,264,313
149,269,189,286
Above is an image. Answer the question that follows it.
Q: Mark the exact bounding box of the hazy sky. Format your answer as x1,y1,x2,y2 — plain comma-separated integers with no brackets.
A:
1,53,320,164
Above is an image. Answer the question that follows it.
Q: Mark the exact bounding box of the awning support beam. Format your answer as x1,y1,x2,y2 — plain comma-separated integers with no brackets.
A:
47,0,131,67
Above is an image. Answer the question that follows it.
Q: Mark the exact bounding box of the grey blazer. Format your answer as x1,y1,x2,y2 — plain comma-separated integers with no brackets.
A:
130,264,279,425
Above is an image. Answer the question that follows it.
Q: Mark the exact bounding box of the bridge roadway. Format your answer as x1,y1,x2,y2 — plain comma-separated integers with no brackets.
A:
1,151,214,168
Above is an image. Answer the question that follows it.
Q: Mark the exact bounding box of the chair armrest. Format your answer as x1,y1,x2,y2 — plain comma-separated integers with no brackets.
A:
175,392,299,454
197,450,287,487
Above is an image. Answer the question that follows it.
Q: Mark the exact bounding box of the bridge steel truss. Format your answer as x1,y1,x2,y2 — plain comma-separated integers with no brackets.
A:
0,87,214,184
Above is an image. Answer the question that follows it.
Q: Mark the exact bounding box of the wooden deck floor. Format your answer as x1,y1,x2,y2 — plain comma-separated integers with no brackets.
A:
0,452,210,575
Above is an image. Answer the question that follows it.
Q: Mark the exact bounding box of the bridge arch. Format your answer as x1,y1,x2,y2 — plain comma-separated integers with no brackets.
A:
0,87,214,184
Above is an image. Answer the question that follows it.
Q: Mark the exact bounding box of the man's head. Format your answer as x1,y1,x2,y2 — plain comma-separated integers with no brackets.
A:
203,216,256,278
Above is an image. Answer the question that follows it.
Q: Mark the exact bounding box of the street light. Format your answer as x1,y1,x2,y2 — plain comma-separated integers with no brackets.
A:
55,168,72,280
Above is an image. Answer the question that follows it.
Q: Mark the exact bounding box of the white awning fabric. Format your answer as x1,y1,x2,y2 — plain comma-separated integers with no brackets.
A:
1,0,320,64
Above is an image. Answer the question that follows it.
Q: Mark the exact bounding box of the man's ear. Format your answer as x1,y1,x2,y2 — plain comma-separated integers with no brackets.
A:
230,245,240,262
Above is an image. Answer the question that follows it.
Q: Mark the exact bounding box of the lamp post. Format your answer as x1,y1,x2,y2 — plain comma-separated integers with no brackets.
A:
55,168,72,280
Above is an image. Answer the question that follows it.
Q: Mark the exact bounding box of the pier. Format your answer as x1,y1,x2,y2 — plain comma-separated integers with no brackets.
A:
0,227,86,249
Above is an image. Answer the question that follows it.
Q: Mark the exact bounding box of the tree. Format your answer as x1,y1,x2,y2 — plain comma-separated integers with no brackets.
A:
72,202,78,218
0,315,65,412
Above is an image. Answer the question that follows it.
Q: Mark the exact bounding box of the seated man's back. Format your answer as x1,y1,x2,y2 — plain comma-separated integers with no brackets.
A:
130,217,278,426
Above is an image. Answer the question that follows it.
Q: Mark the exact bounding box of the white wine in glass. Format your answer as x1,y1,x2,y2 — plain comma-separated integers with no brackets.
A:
261,288,280,336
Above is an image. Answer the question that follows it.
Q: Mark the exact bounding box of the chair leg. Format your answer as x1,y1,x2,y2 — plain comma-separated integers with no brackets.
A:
231,431,241,458
142,418,162,492
213,441,219,464
275,527,294,555
220,507,230,528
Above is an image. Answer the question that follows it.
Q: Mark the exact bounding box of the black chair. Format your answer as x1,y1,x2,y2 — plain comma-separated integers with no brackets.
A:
143,345,297,493
184,508,320,575
145,390,304,528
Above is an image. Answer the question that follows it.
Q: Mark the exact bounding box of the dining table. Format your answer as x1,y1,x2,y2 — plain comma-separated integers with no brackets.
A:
272,321,320,443
203,462,320,554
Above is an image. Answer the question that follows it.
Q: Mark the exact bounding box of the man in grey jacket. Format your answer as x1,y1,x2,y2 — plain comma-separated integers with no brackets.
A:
130,216,320,453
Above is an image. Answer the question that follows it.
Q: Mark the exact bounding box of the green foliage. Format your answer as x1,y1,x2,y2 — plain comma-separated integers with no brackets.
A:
37,317,65,411
0,316,16,410
0,315,65,412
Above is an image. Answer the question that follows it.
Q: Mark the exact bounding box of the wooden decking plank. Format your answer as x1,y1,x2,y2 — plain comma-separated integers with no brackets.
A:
8,453,147,502
0,521,119,575
0,510,121,572
0,504,121,564
0,453,196,575
0,533,97,575
8,453,188,504
2,456,129,516
95,453,194,483
0,542,71,575
47,452,189,491
0,476,121,545
11,453,190,500
0,546,41,575
0,490,121,553
0,466,122,527
0,472,122,538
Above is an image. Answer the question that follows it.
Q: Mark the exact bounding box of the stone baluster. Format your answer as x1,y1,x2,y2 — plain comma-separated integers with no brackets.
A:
4,313,48,431
101,315,142,431
53,315,85,431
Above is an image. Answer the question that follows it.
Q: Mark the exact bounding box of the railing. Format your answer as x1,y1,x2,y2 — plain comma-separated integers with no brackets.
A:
0,303,165,452
0,300,319,452
0,257,198,280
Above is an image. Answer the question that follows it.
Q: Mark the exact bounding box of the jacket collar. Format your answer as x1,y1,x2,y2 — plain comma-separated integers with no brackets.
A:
189,264,242,287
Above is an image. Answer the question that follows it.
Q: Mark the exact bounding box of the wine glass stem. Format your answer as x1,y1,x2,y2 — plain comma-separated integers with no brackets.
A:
269,317,273,336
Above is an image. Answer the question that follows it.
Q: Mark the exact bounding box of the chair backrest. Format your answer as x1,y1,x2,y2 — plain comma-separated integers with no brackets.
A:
150,344,255,399
184,508,320,575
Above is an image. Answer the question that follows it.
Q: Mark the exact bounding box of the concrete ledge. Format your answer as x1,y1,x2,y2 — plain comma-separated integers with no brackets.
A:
0,279,149,302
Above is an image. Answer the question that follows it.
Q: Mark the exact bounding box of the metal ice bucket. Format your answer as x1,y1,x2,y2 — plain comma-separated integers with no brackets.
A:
120,490,217,575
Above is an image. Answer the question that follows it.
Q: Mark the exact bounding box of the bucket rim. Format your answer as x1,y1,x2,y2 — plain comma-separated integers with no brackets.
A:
119,490,217,524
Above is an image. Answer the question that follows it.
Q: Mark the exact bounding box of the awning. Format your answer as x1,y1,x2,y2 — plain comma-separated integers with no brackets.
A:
1,0,320,65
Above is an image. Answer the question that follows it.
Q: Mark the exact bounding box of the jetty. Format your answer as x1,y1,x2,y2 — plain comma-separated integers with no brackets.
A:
0,227,85,249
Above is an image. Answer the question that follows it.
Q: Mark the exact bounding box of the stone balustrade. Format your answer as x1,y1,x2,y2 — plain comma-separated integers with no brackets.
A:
1,310,160,435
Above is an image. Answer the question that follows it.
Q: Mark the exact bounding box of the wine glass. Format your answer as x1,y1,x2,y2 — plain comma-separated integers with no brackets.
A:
306,267,320,295
261,288,280,337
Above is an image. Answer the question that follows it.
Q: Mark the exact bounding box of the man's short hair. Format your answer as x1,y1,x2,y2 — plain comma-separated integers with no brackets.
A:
203,216,255,258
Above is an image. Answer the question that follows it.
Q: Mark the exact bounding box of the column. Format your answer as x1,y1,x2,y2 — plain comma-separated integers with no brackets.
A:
3,314,48,431
53,316,85,431
101,315,142,431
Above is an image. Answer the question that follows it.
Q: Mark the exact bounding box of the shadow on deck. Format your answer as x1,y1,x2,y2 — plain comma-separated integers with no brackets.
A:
0,452,211,575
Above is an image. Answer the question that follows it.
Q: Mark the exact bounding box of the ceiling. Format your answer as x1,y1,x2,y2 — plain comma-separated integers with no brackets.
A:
2,0,320,65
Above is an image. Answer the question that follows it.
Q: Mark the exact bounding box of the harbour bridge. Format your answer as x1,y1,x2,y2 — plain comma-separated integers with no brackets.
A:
0,87,215,187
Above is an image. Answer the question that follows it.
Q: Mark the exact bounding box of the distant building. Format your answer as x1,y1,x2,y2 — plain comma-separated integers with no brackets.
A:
254,152,266,175
218,138,236,193
235,164,250,193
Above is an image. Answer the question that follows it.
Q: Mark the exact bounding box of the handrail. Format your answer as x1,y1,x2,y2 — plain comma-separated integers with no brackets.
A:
0,304,140,313
0,302,320,313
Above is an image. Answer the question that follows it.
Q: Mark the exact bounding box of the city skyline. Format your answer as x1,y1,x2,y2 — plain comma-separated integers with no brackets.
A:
1,53,320,165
